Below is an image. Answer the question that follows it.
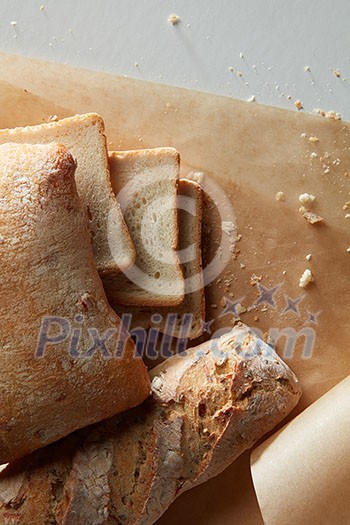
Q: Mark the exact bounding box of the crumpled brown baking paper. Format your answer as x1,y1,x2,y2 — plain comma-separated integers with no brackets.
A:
251,375,350,525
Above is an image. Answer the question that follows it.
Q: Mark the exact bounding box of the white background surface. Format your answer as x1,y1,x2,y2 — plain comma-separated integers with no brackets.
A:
0,0,350,119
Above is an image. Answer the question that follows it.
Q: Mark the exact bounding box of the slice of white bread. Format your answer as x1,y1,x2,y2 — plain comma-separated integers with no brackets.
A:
103,148,184,307
0,113,135,275
115,179,205,340
0,143,150,464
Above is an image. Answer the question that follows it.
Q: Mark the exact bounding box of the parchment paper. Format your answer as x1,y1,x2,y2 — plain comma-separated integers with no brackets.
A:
0,52,349,524
251,375,350,525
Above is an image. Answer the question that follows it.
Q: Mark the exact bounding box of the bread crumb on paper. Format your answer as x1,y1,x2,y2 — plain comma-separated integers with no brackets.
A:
40,5,45,10
228,66,234,72
250,274,262,286
294,100,303,110
10,21,17,26
304,65,311,72
236,304,247,315
299,193,316,205
236,71,243,78
333,69,341,78
247,95,256,102
305,254,312,261
303,211,324,224
325,110,341,120
299,269,314,288
168,14,180,25
48,115,58,122
275,191,285,202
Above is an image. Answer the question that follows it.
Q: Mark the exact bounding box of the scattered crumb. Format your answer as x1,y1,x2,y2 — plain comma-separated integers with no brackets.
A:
48,114,58,122
240,263,246,269
345,214,350,219
294,100,303,110
310,152,318,159
299,269,314,288
254,316,259,322
325,110,341,120
228,66,234,72
235,234,242,242
261,306,268,312
343,201,350,210
247,95,256,102
40,5,45,10
250,274,262,286
239,52,244,59
134,62,139,67
287,95,292,100
282,270,287,275
303,211,324,224
309,136,319,143
299,193,316,205
168,14,180,25
236,71,243,78
275,191,285,202
10,21,17,26
304,65,311,72
210,304,218,309
347,247,350,253
300,132,307,138
333,69,341,78
305,253,312,261
219,296,226,308
236,304,247,315
323,166,330,174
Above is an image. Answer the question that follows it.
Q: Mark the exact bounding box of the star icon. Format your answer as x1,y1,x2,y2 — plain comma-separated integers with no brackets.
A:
305,310,321,324
201,318,214,334
255,283,283,309
219,297,246,318
283,294,305,315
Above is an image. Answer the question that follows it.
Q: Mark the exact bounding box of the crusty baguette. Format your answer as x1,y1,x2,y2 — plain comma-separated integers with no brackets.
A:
0,324,301,524
115,179,205,340
104,148,184,307
0,114,135,274
0,143,150,464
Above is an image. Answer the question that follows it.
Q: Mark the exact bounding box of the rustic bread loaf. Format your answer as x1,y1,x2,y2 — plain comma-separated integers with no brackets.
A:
116,178,205,340
0,114,135,274
0,324,301,524
0,142,150,464
104,148,184,307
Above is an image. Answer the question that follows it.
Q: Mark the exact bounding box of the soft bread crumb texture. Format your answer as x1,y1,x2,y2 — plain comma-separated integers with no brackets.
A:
105,147,184,307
